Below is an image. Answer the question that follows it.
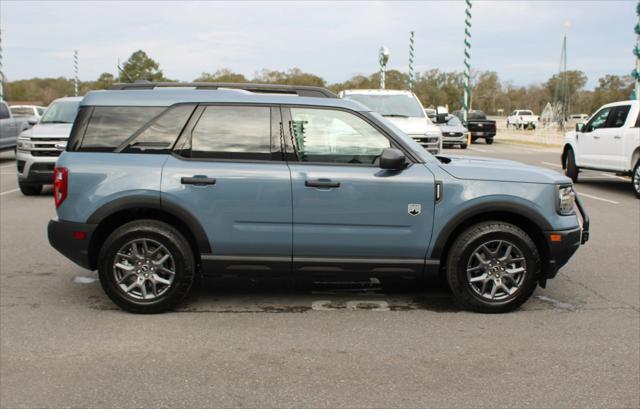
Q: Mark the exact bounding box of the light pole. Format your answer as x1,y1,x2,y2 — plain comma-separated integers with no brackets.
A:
408,31,415,92
379,47,389,89
73,50,79,96
462,0,472,124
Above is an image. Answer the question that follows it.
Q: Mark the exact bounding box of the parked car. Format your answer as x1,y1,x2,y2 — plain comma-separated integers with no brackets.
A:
48,82,588,314
562,100,640,198
507,110,539,129
435,115,469,149
16,97,81,195
10,105,46,120
0,100,33,151
452,110,497,144
339,89,442,154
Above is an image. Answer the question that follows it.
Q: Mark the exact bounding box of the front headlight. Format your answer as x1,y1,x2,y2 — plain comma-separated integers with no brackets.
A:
17,137,34,151
557,185,575,215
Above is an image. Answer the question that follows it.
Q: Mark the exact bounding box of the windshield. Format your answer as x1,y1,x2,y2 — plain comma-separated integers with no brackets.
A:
447,116,462,126
519,111,533,116
10,107,35,117
344,94,425,118
40,100,80,124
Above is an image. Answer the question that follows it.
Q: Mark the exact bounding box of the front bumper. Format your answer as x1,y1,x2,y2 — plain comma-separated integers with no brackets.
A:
48,218,97,270
542,194,589,281
16,149,59,184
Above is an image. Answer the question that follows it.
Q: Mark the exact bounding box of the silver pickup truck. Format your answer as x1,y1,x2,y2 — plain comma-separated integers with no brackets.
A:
0,101,33,151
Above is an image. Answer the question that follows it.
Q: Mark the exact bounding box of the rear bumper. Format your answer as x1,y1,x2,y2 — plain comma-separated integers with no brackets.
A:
48,218,97,270
469,131,496,138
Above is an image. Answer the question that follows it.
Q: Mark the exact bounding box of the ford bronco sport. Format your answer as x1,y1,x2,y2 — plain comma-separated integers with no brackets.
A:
48,82,589,314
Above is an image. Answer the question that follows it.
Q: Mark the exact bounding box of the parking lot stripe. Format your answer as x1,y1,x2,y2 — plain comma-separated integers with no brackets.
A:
468,147,489,152
576,191,619,205
0,164,16,169
0,188,19,196
541,161,562,168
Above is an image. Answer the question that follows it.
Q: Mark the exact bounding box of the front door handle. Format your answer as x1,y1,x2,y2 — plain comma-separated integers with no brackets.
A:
305,178,340,189
181,176,216,186
593,135,600,139
613,135,621,139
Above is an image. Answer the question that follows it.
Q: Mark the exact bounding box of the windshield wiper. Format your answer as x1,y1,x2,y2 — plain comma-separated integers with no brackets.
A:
382,114,409,118
41,120,72,124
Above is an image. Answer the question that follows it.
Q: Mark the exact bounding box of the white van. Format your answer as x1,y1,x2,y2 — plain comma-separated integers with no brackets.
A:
339,89,442,154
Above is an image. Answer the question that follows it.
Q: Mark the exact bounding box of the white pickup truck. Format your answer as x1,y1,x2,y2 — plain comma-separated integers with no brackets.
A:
507,109,539,129
562,100,640,198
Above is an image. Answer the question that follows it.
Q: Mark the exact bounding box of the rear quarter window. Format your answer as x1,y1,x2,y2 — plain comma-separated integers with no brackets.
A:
79,106,164,151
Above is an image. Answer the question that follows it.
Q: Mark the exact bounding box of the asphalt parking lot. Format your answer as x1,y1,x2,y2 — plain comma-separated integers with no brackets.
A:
0,142,638,408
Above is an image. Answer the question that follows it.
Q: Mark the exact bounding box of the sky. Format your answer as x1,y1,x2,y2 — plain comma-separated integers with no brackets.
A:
0,1,637,89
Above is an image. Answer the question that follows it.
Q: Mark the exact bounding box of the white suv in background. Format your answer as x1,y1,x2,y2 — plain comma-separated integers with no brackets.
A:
15,97,81,195
339,89,442,154
562,100,640,198
507,109,539,129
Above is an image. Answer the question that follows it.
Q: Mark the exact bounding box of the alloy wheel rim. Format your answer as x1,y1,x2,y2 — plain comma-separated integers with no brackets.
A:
466,239,527,301
113,239,176,300
634,166,640,193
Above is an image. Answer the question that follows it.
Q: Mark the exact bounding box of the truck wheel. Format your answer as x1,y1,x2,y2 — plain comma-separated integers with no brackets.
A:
485,138,494,145
98,219,195,314
446,222,540,313
460,144,468,149
633,161,640,199
565,149,579,183
19,182,43,196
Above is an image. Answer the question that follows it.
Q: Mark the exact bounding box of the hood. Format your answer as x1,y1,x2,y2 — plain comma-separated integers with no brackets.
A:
438,155,571,184
384,116,440,135
438,124,468,134
21,123,73,139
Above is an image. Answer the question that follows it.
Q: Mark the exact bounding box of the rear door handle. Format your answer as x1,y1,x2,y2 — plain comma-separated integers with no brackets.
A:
613,135,621,139
305,178,340,188
181,176,216,186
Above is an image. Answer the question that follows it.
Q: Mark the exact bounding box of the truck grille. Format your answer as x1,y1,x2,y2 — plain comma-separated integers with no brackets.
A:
29,138,65,157
410,135,440,155
444,132,464,137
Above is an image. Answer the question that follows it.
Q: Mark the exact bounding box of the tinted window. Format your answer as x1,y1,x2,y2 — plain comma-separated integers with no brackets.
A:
123,104,195,153
81,107,164,151
0,103,9,119
189,106,271,160
585,107,611,132
10,107,35,117
468,111,486,120
607,105,630,128
41,100,80,124
290,108,390,164
519,111,533,116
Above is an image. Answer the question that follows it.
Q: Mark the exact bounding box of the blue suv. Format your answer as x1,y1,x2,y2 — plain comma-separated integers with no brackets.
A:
48,83,589,314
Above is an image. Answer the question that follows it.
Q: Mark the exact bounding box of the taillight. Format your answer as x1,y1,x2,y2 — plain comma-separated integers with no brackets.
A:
53,167,68,208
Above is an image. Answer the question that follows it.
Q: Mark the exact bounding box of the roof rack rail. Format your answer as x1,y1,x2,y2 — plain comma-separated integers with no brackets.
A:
110,81,338,98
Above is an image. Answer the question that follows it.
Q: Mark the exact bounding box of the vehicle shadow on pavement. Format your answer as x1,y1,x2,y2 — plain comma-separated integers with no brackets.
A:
576,178,634,196
177,277,461,313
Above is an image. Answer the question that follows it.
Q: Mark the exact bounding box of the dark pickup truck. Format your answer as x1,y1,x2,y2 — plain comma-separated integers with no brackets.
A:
453,110,496,144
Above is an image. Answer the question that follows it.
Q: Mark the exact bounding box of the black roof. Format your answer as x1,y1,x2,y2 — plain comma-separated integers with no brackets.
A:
110,81,338,98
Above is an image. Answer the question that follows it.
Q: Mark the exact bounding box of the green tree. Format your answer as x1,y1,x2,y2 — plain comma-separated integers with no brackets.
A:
195,69,247,83
118,50,167,82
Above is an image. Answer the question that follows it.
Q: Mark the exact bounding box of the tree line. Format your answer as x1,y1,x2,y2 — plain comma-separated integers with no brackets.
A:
3,49,634,115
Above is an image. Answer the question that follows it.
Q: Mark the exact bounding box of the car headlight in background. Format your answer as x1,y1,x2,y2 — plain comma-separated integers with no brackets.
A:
557,185,576,215
17,137,34,151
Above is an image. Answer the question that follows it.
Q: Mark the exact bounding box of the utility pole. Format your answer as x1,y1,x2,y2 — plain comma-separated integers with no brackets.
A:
462,0,472,124
73,50,79,96
408,31,415,92
379,47,389,89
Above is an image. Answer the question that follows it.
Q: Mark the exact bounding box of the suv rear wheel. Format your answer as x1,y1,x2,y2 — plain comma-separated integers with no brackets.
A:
446,222,540,313
98,219,195,313
564,149,579,183
19,182,43,196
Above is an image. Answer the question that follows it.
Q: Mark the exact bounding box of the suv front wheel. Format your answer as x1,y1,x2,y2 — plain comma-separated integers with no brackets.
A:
98,219,195,313
633,160,640,199
446,221,540,313
19,182,43,196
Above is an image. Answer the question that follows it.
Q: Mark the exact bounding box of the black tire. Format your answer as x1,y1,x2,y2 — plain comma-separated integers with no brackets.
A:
632,160,640,199
565,149,579,183
445,221,540,313
19,182,43,196
460,144,468,149
98,219,195,314
485,137,494,145
471,137,478,144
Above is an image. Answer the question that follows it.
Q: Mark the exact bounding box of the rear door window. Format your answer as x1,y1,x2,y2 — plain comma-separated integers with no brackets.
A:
80,107,164,151
185,106,273,160
605,105,631,128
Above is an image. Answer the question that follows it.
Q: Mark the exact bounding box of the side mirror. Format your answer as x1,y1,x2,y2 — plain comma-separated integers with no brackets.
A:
379,148,406,170
575,123,584,132
28,118,39,126
436,113,448,124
